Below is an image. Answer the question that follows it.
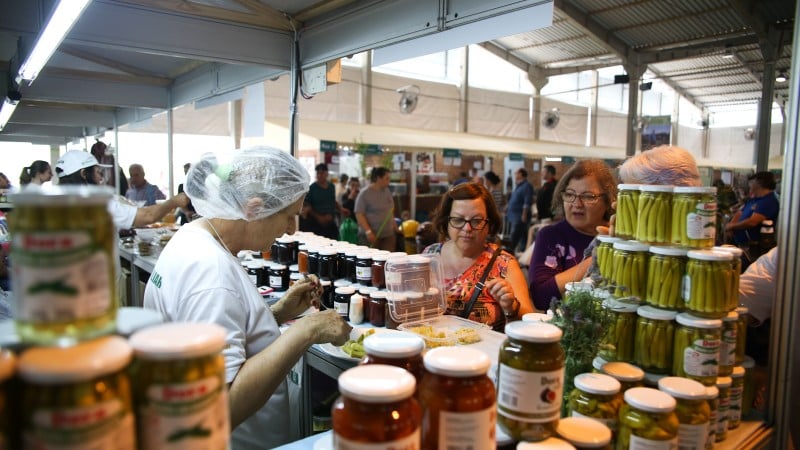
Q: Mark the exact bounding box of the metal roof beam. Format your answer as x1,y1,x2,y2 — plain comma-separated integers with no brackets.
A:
647,66,703,110
11,103,116,127
21,72,169,109
552,0,636,63
0,123,101,139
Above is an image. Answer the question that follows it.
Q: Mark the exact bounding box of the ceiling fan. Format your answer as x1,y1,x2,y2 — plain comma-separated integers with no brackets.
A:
542,108,560,129
397,85,420,114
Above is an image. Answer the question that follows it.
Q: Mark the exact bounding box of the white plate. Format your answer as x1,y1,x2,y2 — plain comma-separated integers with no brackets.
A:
316,327,380,362
313,433,333,450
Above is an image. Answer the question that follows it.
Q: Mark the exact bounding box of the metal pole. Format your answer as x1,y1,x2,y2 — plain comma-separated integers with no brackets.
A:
289,33,300,157
167,90,174,197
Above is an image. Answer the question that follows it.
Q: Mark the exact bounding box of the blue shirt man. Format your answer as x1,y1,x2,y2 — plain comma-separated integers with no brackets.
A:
507,168,534,253
726,171,779,255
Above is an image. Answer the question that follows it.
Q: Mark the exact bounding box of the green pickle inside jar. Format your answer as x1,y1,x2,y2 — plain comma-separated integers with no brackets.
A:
616,387,679,450
567,373,622,435
633,306,677,374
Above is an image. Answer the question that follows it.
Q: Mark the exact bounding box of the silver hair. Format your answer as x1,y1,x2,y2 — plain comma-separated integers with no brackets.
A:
618,145,702,187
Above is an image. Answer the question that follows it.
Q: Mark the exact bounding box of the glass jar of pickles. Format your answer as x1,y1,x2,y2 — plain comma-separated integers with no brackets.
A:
715,377,731,442
617,387,679,449
497,322,565,441
610,241,650,301
657,377,711,450
18,336,135,449
683,250,734,318
567,373,622,433
596,236,622,283
599,362,644,393
704,386,719,449
671,187,717,248
673,313,722,385
728,366,745,429
634,305,678,374
635,185,673,245
600,299,638,362
734,307,749,365
333,364,421,449
9,186,117,345
0,350,15,449
615,184,642,240
129,323,229,449
362,330,426,385
645,246,687,310
556,416,613,450
741,357,755,418
713,246,742,310
719,311,738,376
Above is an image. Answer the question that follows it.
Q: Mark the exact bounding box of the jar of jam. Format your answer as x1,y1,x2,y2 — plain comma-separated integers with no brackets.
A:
728,366,745,430
269,264,289,292
567,373,622,434
497,321,565,441
337,248,349,280
358,286,377,320
287,237,299,265
345,249,359,283
334,286,356,318
362,331,426,384
599,361,644,393
658,377,711,450
320,280,333,310
673,313,722,385
618,387,679,449
715,377,731,442
371,252,389,289
356,252,373,286
289,272,302,287
369,291,388,327
244,261,260,285
556,416,613,450
297,244,309,274
270,241,279,262
719,311,738,376
275,236,293,265
332,365,420,449
419,347,495,449
318,248,338,281
307,246,320,276
385,292,401,329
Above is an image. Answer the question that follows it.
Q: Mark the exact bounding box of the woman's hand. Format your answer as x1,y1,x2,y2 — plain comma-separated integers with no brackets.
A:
486,278,520,317
301,310,352,346
271,275,322,323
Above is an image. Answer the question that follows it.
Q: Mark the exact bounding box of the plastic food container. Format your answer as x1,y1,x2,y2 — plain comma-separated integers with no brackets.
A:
556,416,612,449
599,299,638,362
671,187,717,248
683,250,735,318
719,311,739,376
385,254,445,324
397,315,487,348
634,305,678,374
658,377,711,450
635,185,673,245
615,184,642,241
596,235,622,284
610,241,650,301
567,373,622,434
645,246,687,310
617,387,679,449
673,313,722,386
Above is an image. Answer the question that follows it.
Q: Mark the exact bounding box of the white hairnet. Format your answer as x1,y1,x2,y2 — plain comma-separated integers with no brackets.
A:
185,146,310,221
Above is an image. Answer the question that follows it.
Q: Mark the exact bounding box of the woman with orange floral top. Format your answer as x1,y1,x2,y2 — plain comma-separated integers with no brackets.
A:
423,182,534,331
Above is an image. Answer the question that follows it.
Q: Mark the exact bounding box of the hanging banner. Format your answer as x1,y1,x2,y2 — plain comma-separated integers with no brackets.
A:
320,140,338,152
443,148,461,158
509,153,523,161
641,115,672,151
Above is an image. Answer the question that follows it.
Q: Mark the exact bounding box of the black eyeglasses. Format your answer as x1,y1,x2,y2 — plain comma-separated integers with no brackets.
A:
448,217,489,230
562,192,604,205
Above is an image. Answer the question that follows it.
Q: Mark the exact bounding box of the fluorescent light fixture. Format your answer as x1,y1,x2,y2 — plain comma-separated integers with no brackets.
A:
17,0,92,84
544,157,562,162
0,93,21,131
776,72,788,83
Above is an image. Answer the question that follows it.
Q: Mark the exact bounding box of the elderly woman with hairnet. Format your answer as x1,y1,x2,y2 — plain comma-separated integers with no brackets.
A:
143,147,351,450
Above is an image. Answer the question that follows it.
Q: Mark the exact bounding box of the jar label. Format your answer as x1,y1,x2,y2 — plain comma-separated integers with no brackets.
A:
27,399,135,449
141,376,230,449
356,266,372,280
269,275,284,289
571,410,617,431
629,434,677,449
683,338,720,377
720,328,737,367
686,202,716,239
678,422,708,449
728,385,743,424
497,365,563,418
333,428,420,449
12,231,112,323
438,406,495,449
334,301,350,316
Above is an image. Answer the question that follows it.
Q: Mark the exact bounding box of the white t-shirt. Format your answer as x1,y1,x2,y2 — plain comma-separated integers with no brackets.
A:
738,246,778,324
108,195,138,230
143,224,290,449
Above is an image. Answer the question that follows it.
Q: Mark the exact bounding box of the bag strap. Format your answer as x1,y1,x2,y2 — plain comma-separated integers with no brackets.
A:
460,245,504,319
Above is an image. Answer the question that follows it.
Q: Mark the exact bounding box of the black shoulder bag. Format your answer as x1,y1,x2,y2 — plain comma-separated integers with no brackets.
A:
460,246,504,319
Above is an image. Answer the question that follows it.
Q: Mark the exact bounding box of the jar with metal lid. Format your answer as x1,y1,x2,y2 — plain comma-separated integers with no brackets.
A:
645,246,687,309
741,357,755,417
713,245,742,305
599,361,644,393
599,299,638,362
567,373,622,433
269,264,290,292
419,347,496,449
497,321,565,441
617,387,679,449
683,250,734,318
332,364,421,449
384,293,401,329
289,272,303,287
703,386,719,449
334,286,356,318
19,336,135,449
244,261,260,286
658,377,711,450
719,311,738,376
345,248,359,283
0,350,15,449
557,416,613,450
371,252,389,289
734,307,749,365
671,187,717,248
673,313,722,385
635,185,673,245
596,236,622,283
129,323,229,449
270,240,280,262
297,244,309,273
275,236,293,265
320,280,334,309
317,247,338,281
356,252,373,286
610,241,650,301
714,377,731,442
615,184,642,241
727,366,745,429
634,305,678,374
369,291,388,327
362,331,426,384
9,186,117,345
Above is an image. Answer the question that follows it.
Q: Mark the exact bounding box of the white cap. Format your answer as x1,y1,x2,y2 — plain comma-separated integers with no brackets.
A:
56,150,110,177
338,364,415,403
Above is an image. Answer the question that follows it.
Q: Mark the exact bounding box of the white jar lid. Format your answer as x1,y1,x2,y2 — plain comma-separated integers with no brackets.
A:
372,252,390,262
713,245,744,257
407,255,431,265
731,366,745,378
522,312,552,323
597,235,623,244
735,306,749,316
423,347,491,377
10,185,114,205
716,376,732,388
276,236,293,243
704,385,719,400
603,299,640,313
130,322,226,360
0,350,14,383
722,311,739,322
345,248,360,257
319,248,338,256
335,286,356,295
617,184,643,191
338,364,415,403
676,312,722,329
19,336,132,384
359,286,378,294
556,417,612,447
333,280,352,287
687,249,733,261
289,264,299,272
505,321,562,343
624,387,676,413
592,356,609,371
637,305,678,321
649,246,689,257
363,331,425,358
271,264,287,270
639,185,674,193
516,437,576,449
658,376,707,400
290,273,302,280
320,279,332,286
741,356,755,369
370,291,388,299
574,372,621,395
613,240,651,252
602,362,645,382
673,186,717,194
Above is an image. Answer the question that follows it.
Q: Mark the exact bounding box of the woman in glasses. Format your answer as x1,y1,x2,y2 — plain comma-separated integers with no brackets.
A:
528,160,617,310
423,182,533,330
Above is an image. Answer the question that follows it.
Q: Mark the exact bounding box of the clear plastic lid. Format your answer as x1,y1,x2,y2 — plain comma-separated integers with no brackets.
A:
129,322,226,360
687,249,733,261
612,240,651,252
602,362,645,382
658,376,707,400
624,387,676,413
731,366,745,378
505,321,562,343
517,437,576,449
637,305,678,321
0,350,15,382
574,373,621,395
338,364,416,403
423,347,491,377
385,253,446,322
363,331,425,358
649,246,689,257
716,376,732,388
19,336,132,384
556,417,612,447
676,312,722,329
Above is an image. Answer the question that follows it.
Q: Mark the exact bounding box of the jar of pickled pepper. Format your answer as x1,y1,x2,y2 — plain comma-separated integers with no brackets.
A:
704,386,719,450
673,313,722,386
683,250,734,318
19,336,135,449
362,331,426,385
634,305,678,374
596,235,622,284
332,365,421,449
610,241,650,301
419,347,495,449
615,184,642,241
734,307,749,365
728,366,745,429
713,246,742,310
497,322,565,441
636,185,673,245
129,323,229,449
600,299,638,362
617,387,679,449
719,311,738,376
599,361,644,393
657,376,711,450
671,186,717,248
567,373,622,434
9,186,117,345
556,417,612,450
645,246,687,310
715,377,731,442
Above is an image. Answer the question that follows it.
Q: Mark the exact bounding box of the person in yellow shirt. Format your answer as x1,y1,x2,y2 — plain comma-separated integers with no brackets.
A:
398,210,419,254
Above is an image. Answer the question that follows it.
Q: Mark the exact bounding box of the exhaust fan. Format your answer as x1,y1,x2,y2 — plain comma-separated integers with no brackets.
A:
397,85,420,114
542,108,560,129
744,128,756,140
